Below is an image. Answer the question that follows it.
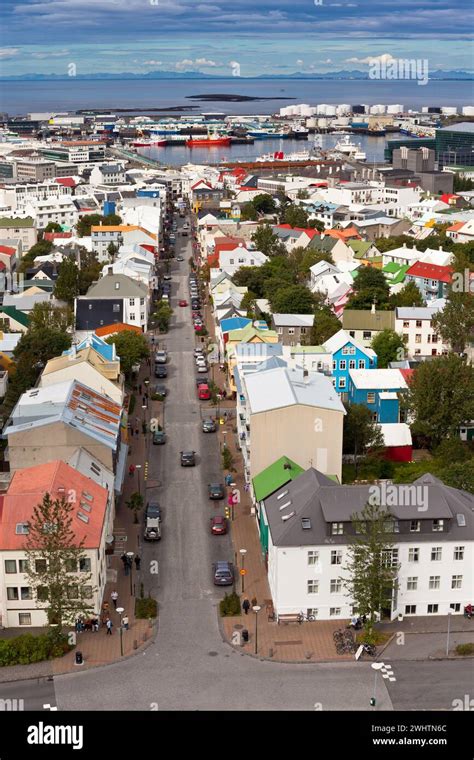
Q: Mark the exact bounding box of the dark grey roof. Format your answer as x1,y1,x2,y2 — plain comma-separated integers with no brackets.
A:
262,469,474,548
101,164,123,174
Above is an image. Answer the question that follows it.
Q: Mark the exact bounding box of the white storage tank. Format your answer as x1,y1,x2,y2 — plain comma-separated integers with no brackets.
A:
325,105,336,116
316,104,329,115
336,104,351,116
387,104,404,114
317,117,329,129
306,117,317,128
462,106,474,116
441,106,458,115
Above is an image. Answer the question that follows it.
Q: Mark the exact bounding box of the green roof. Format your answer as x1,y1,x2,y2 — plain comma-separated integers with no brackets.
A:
382,262,410,284
290,345,326,354
0,217,35,228
227,324,278,342
348,240,373,258
0,305,30,328
252,456,304,502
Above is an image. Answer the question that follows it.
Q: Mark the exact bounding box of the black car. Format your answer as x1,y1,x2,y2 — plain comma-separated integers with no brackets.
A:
196,377,209,387
208,483,225,500
154,365,168,378
202,418,216,433
180,450,196,466
154,384,168,396
146,502,162,520
212,561,234,586
191,301,201,309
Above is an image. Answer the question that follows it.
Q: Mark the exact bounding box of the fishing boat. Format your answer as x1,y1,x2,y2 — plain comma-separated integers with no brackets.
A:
132,138,167,147
186,132,231,147
333,135,367,161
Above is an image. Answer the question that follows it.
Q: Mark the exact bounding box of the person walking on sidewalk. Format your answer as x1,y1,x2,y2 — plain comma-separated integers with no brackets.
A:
122,614,129,631
106,617,113,635
111,590,118,609
134,555,141,571
242,597,251,615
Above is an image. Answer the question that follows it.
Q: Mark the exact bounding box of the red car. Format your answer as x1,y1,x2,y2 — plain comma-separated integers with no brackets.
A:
210,515,227,535
194,323,203,332
198,384,210,400
178,299,188,307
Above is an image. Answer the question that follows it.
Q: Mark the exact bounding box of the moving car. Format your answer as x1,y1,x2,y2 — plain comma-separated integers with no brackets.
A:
208,483,225,500
152,429,166,445
154,365,167,378
180,450,196,466
198,384,210,400
177,256,184,262
212,561,234,586
202,418,216,433
210,516,227,535
155,350,167,364
178,299,188,307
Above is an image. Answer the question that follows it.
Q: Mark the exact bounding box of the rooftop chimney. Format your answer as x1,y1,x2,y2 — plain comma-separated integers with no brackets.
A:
303,369,310,385
371,302,376,315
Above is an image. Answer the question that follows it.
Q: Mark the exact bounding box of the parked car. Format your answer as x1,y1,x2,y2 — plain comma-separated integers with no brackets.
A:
194,347,205,357
202,418,216,433
146,502,162,520
180,450,196,466
155,350,167,364
198,384,210,400
178,299,188,307
210,516,227,535
197,364,208,373
163,274,172,281
154,384,167,396
208,483,225,500
152,429,166,445
177,256,184,262
154,365,167,378
196,377,209,387
212,561,234,586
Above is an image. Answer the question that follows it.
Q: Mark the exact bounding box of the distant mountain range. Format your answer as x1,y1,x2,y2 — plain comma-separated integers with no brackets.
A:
1,69,473,81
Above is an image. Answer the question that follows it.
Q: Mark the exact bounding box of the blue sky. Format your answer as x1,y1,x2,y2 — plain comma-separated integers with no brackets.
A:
0,0,473,76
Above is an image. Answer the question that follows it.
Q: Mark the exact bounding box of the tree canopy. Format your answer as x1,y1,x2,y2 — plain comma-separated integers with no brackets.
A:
105,330,149,376
346,266,391,311
54,258,79,305
269,284,315,314
76,213,122,238
371,329,406,368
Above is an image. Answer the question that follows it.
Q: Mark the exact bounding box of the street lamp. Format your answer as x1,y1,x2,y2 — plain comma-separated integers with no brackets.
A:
370,661,384,708
135,464,142,498
239,548,247,594
142,404,147,434
446,610,452,657
252,605,261,654
116,606,124,657
126,551,134,596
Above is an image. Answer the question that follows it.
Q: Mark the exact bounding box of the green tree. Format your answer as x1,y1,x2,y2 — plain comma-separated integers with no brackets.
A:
371,329,407,368
240,290,257,319
406,354,474,448
432,289,474,354
126,492,144,524
310,307,341,345
390,280,425,308
434,438,471,467
439,460,474,494
154,301,173,332
342,501,399,631
251,225,286,257
14,327,72,371
44,222,62,233
29,303,73,332
296,189,310,200
252,194,277,215
282,204,309,228
308,219,325,233
240,202,258,222
24,493,95,629
346,266,391,311
18,240,54,273
105,330,149,376
76,213,122,238
54,258,79,305
107,242,118,259
77,249,102,295
343,404,384,477
270,284,315,314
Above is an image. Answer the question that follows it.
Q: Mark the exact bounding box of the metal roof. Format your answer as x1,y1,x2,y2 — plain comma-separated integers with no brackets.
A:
245,366,345,415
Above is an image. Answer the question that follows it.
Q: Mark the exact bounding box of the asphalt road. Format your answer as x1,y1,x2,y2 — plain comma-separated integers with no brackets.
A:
8,215,470,714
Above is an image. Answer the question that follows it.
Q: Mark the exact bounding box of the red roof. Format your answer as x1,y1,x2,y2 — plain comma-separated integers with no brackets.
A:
0,461,108,550
277,224,320,239
440,193,458,204
0,245,15,256
326,226,361,241
446,222,464,232
214,237,246,255
95,322,142,337
406,261,453,283
191,179,212,190
399,368,415,384
207,252,220,268
55,177,76,188
44,232,72,241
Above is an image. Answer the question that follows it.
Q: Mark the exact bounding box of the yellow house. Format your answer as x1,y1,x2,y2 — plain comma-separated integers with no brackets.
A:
225,323,279,393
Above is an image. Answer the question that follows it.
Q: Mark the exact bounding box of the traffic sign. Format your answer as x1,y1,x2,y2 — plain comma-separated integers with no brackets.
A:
240,569,247,576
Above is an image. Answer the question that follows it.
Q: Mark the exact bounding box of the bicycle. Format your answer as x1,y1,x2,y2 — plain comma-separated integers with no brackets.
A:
298,611,316,623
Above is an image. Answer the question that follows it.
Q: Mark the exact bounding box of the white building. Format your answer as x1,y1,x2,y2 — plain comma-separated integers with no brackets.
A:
215,246,268,278
89,163,127,186
24,196,78,228
395,306,449,358
0,181,72,212
257,469,473,621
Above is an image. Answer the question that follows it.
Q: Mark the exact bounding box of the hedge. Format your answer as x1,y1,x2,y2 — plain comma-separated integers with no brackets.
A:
455,643,474,656
135,596,158,619
219,592,241,617
0,631,72,667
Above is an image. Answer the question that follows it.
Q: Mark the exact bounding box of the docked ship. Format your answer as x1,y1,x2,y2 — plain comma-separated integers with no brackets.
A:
132,138,167,147
186,132,231,147
333,135,367,161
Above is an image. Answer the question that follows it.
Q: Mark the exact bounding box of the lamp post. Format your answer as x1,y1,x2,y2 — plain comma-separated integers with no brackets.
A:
126,551,134,596
116,606,124,657
370,661,384,709
135,464,142,498
142,404,147,434
446,610,452,657
252,605,261,654
239,548,247,594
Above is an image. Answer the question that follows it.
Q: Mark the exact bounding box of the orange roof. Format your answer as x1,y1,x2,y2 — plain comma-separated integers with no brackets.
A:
91,225,139,233
326,227,361,241
277,224,320,238
0,461,108,550
95,323,142,338
447,222,464,232
0,245,15,256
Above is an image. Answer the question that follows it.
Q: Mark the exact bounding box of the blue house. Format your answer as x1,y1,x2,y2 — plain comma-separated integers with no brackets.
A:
62,333,118,362
323,329,377,397
348,368,408,423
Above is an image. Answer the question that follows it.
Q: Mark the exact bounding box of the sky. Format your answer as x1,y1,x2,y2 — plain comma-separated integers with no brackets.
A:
0,0,473,77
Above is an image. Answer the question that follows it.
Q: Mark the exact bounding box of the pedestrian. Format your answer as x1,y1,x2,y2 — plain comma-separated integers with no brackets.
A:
92,617,99,632
122,615,129,631
251,596,258,608
120,553,127,567
139,384,142,394
134,555,141,570
106,617,113,635
135,428,139,437
242,597,250,615
129,464,135,477
130,427,134,438
111,590,118,609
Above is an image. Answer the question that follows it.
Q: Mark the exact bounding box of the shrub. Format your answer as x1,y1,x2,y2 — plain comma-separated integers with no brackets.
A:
378,459,395,480
219,592,241,617
128,394,136,415
455,643,474,656
135,595,158,619
0,631,72,667
222,447,235,472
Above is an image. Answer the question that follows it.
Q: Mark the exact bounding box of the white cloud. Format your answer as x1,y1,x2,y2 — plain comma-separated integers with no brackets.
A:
175,59,195,70
195,58,217,67
0,48,20,60
345,53,396,65
144,60,163,66
31,49,69,59
296,59,304,66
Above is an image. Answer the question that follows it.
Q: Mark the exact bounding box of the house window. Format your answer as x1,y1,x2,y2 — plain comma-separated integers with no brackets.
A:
129,298,135,306
349,331,355,338
37,587,48,601
429,576,440,589
35,559,47,573
113,304,120,313
19,613,31,626
7,587,19,600
129,314,135,320
454,546,464,561
410,520,420,532
307,608,318,618
403,321,409,328
367,392,375,403
408,548,419,562
405,605,416,615
363,331,371,340
330,607,341,617
307,580,319,594
451,575,462,589
4,560,17,574
431,547,442,561
330,579,342,593
19,560,29,573
20,587,32,600
331,550,342,565
332,361,336,370
450,603,461,613
432,519,444,532
331,522,343,535
229,259,234,265
115,282,120,290
82,586,93,599
288,328,295,335
339,378,346,389
277,327,283,335
339,360,346,370
349,360,356,369
358,360,365,369
416,320,422,328
427,604,438,614
415,334,421,343
307,551,319,565
407,577,418,591
79,558,91,572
